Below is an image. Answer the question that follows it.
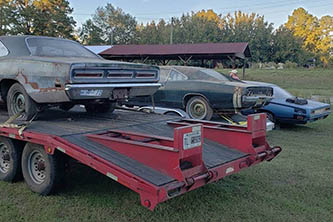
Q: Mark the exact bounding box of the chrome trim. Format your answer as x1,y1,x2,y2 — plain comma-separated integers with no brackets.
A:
138,106,189,118
65,83,161,90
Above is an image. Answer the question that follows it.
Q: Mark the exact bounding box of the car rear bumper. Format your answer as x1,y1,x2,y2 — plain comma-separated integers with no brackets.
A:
279,112,330,124
65,83,161,100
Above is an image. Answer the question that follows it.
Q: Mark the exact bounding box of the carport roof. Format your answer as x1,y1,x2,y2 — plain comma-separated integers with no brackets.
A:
95,42,251,60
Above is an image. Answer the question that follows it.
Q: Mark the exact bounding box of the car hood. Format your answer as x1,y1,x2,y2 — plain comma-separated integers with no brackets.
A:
272,98,330,109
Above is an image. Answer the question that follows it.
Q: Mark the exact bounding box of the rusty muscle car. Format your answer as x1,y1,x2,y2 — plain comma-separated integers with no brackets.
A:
125,66,273,120
0,36,160,120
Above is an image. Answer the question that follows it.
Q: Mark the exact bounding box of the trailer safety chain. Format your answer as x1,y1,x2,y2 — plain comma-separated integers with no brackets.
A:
0,111,37,136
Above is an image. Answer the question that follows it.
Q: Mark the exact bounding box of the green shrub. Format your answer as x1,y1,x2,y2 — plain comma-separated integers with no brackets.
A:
285,60,298,68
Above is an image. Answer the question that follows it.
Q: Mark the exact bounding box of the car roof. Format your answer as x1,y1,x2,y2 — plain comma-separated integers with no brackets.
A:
0,35,31,57
0,35,79,57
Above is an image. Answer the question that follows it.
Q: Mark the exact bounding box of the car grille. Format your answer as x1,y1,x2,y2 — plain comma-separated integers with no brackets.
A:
246,87,273,97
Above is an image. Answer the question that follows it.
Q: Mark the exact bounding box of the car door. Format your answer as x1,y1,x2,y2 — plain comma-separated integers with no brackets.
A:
156,68,188,108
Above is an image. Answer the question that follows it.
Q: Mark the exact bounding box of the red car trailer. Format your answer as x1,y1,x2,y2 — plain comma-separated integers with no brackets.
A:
0,108,281,210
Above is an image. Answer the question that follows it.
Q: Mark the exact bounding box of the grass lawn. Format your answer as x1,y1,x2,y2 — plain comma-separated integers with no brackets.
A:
0,69,332,221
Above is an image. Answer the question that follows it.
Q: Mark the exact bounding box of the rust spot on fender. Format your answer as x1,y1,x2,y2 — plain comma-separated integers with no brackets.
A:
17,72,40,90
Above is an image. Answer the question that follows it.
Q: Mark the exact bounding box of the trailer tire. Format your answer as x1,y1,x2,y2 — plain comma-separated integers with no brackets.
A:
22,143,64,195
0,137,22,182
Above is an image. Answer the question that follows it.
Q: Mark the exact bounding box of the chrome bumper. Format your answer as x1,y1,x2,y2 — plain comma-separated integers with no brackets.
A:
65,83,161,100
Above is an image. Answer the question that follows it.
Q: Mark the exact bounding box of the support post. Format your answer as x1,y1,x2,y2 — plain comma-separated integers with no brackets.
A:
242,59,246,79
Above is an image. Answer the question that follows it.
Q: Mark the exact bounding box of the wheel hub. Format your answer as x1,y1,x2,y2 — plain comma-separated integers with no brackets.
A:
193,104,205,115
28,151,46,184
190,101,207,119
0,144,10,174
13,92,26,113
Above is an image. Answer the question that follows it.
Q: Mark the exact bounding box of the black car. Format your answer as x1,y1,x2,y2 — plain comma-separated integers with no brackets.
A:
126,66,273,120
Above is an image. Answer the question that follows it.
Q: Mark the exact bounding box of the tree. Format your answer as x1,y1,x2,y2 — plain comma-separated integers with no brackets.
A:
221,11,274,62
285,8,333,66
3,0,76,38
136,20,169,44
170,12,221,44
285,8,320,52
79,19,104,45
271,26,311,65
317,16,333,66
80,3,137,45
0,0,13,35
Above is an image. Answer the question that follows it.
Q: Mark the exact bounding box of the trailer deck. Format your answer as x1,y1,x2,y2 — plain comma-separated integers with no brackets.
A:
0,107,281,210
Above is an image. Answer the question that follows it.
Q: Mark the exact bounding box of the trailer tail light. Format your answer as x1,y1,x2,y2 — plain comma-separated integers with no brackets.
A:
74,70,104,78
136,71,156,78
107,70,134,78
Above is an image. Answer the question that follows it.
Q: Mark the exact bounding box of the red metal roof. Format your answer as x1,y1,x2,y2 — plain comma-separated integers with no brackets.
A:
100,42,251,58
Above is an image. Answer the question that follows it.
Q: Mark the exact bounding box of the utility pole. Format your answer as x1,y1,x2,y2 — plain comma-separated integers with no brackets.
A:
170,17,173,45
109,27,114,45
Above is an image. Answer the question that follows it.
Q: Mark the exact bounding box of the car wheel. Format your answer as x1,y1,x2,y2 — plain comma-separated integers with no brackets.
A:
186,96,213,120
7,83,38,120
265,112,276,123
0,137,22,182
59,103,75,112
21,143,65,195
85,102,116,114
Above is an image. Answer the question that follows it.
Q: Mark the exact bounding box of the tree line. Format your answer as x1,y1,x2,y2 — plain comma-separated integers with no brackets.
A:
0,1,332,67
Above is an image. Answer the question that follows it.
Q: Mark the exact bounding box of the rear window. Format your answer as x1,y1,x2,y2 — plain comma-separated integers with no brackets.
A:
0,41,9,57
26,37,98,58
175,67,229,82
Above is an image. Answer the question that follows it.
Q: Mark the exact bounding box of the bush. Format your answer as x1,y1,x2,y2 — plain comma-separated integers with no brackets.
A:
285,61,298,69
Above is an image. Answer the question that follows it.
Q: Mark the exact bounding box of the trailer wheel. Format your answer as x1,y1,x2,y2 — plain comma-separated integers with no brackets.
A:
85,102,115,114
186,96,213,120
22,143,64,195
0,137,22,182
7,83,38,121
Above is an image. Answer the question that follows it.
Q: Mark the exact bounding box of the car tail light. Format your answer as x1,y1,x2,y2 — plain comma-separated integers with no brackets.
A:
136,71,156,78
295,115,305,120
74,70,104,78
107,70,134,78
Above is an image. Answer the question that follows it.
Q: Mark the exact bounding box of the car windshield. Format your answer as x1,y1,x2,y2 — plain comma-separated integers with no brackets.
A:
175,67,229,82
26,37,99,58
273,86,293,98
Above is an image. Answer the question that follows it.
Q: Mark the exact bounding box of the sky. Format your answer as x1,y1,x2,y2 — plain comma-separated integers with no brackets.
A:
68,0,333,28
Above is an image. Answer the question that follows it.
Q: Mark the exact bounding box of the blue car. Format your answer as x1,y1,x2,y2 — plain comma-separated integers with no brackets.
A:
242,81,331,125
